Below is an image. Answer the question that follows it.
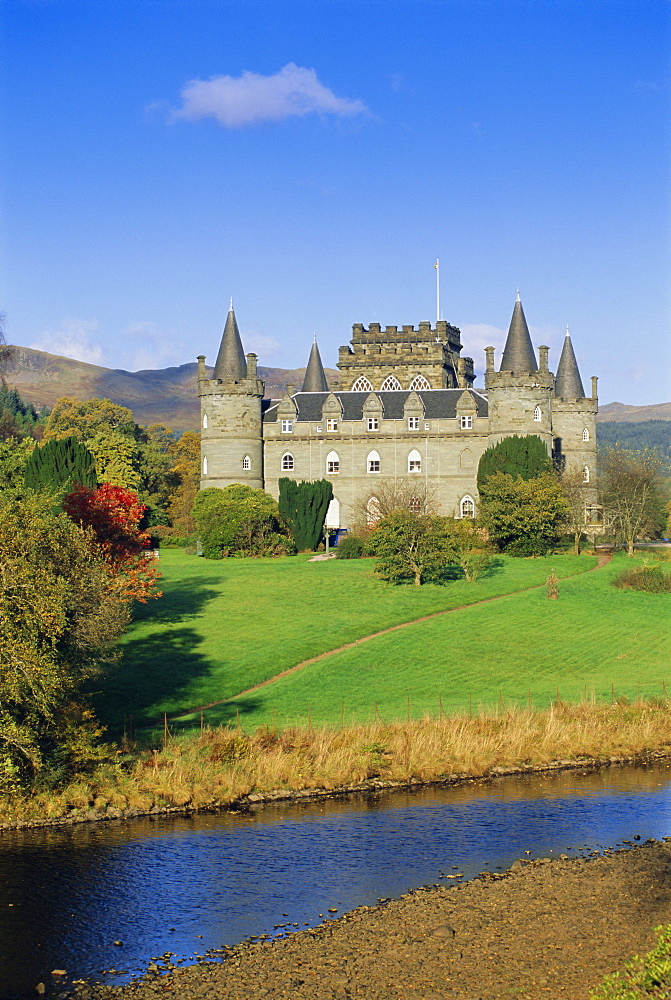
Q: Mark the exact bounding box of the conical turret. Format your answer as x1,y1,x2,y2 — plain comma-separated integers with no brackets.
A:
500,295,538,372
555,327,585,398
213,300,247,380
301,336,329,392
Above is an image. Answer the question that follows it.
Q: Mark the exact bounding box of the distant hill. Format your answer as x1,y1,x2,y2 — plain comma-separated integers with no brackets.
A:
5,345,670,431
6,345,338,430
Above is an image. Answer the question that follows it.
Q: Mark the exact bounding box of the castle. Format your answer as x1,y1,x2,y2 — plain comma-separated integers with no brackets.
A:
197,296,598,530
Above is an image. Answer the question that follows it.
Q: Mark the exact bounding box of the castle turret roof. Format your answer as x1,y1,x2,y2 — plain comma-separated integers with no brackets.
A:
301,337,329,392
500,296,538,372
213,300,247,380
555,328,585,398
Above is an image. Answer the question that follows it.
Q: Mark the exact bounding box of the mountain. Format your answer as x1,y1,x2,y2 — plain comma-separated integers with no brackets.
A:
5,346,338,430
5,345,669,430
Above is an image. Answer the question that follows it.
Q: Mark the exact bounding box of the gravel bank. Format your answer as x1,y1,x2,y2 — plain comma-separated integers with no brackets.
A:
75,839,671,1000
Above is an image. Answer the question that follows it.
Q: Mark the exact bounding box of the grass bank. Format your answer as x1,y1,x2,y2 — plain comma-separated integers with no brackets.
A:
98,549,597,734
3,702,671,829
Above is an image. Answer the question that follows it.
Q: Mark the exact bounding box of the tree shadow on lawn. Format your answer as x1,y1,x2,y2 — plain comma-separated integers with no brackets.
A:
92,578,222,736
168,695,265,735
439,556,505,583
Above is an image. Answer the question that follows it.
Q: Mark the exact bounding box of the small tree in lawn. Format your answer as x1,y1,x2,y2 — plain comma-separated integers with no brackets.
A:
444,518,493,582
560,468,591,555
278,478,333,551
192,484,290,558
369,511,454,586
477,434,552,490
599,447,668,556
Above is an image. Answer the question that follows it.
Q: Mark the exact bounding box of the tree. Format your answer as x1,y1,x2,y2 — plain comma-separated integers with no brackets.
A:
477,435,552,490
193,484,291,558
0,438,34,490
43,397,142,489
599,447,668,556
278,478,333,551
369,511,455,586
351,477,438,529
62,483,161,603
442,517,493,582
166,431,201,537
0,491,129,789
478,472,570,555
24,436,97,494
559,469,592,555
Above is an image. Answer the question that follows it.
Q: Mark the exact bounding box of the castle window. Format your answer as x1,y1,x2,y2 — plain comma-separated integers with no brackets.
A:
410,375,431,390
460,495,475,519
352,376,373,392
281,452,294,471
326,418,338,432
407,416,419,430
583,465,590,483
460,415,473,430
533,406,541,421
202,413,208,429
366,496,381,525
367,417,379,431
367,450,380,473
326,451,339,474
202,456,208,475
409,496,422,514
381,375,402,391
281,419,293,433
582,428,590,441
408,449,421,474
242,455,251,470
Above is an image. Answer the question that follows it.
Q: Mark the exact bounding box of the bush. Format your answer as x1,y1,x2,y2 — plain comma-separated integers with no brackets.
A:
612,565,671,594
336,533,369,559
589,923,671,997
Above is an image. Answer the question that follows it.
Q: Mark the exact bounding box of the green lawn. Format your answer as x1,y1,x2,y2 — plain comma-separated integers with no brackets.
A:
215,553,670,730
96,548,597,733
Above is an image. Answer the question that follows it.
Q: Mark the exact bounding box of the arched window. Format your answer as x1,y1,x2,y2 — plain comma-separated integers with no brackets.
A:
367,450,380,473
352,376,373,392
281,452,294,471
325,497,340,529
583,465,590,483
242,455,251,470
409,375,431,391
533,405,541,421
582,427,590,442
460,495,475,518
202,456,208,475
380,375,402,390
408,448,421,473
409,496,422,514
366,496,381,526
460,448,474,469
326,450,339,474
202,413,208,429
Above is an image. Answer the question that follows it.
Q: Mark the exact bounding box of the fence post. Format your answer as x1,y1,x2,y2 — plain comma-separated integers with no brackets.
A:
163,712,168,747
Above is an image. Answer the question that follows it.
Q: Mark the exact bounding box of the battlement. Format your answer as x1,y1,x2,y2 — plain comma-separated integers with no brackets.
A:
351,319,462,349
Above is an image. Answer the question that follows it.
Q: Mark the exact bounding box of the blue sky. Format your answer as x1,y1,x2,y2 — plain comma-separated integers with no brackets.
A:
1,0,669,405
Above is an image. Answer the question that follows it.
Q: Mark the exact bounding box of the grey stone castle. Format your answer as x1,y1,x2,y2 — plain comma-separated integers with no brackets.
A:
197,296,598,530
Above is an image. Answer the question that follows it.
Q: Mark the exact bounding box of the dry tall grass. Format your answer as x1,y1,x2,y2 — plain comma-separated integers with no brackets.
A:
3,701,671,827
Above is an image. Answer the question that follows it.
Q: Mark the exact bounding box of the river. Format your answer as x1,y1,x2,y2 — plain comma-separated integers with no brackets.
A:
1,762,670,999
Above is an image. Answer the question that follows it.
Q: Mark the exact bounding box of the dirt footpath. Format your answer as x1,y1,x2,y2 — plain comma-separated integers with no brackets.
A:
82,840,671,1000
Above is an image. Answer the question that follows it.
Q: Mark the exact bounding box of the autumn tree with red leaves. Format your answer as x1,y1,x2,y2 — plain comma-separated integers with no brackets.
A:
63,483,161,603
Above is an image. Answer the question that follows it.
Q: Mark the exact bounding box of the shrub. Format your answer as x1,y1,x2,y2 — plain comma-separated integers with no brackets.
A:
612,565,671,594
589,923,671,997
336,533,369,559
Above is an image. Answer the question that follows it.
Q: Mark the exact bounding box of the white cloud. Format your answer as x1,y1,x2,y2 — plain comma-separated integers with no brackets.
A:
168,63,368,128
31,318,104,366
242,331,282,363
120,321,187,372
460,323,506,365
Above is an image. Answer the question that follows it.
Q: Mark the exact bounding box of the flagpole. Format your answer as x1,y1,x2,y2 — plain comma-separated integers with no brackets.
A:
434,258,440,323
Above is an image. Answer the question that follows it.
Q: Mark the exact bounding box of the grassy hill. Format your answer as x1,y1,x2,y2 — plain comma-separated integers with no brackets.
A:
7,344,668,430
96,549,671,738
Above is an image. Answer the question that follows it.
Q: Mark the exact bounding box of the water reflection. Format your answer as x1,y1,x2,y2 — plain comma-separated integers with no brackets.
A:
1,762,670,999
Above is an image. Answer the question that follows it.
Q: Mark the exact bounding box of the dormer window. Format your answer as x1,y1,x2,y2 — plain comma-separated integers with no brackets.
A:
460,415,473,430
367,417,379,431
281,419,293,433
407,416,419,430
533,406,541,421
326,418,338,432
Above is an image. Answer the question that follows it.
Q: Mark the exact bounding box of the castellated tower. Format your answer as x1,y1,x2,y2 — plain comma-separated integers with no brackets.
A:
198,302,265,489
552,328,598,498
484,296,555,451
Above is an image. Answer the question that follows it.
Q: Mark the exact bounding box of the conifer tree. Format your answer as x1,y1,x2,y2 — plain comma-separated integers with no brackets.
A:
24,436,97,494
477,434,551,490
278,478,333,551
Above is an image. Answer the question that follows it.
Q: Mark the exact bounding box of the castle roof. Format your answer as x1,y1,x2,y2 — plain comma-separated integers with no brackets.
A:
301,338,329,392
554,328,585,398
213,301,247,381
500,296,538,372
263,388,488,422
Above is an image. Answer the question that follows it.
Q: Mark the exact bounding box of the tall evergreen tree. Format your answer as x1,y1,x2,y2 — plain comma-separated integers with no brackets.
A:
278,478,334,551
24,436,97,494
477,434,551,490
